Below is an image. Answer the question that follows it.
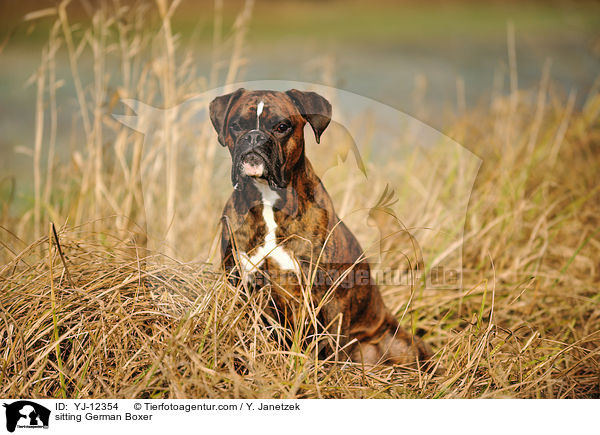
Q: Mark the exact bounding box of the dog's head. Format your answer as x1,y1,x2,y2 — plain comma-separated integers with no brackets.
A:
209,89,331,189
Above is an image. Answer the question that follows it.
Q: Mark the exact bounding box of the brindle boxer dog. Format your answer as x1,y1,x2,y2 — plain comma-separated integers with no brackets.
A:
209,88,431,366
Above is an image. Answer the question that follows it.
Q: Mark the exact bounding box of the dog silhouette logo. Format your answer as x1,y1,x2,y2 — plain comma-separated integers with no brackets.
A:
3,401,50,432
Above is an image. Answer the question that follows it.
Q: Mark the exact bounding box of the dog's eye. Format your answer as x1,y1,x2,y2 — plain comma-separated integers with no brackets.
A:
229,121,242,133
274,122,290,134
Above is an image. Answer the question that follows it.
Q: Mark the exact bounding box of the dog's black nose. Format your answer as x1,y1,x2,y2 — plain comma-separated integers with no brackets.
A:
241,130,267,148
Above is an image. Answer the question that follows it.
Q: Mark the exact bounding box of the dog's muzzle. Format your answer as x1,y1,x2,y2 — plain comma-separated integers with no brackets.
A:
232,129,286,189
239,130,268,177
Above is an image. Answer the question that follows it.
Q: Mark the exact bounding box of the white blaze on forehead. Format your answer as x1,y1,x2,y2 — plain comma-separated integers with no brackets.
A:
256,100,264,129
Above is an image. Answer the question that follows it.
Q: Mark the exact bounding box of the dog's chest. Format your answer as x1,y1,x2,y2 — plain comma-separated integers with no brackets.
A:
238,182,300,278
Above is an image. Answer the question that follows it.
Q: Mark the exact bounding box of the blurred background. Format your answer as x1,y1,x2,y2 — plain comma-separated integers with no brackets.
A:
1,0,599,211
0,0,600,242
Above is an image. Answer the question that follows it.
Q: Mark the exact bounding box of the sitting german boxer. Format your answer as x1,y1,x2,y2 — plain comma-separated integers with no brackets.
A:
209,88,431,366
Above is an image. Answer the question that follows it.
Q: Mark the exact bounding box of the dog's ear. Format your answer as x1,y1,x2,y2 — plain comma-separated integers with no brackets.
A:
209,88,245,146
286,89,332,144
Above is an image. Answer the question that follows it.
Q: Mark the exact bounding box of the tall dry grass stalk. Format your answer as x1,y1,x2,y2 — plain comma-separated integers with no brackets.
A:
0,1,599,398
16,0,256,254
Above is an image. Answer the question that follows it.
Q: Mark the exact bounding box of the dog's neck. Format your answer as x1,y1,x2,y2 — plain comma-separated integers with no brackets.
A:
233,155,320,217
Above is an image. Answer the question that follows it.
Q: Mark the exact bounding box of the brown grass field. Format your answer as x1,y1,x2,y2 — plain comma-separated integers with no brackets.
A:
1,1,599,398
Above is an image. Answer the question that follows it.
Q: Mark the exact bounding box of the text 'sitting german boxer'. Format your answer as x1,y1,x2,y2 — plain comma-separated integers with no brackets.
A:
209,88,431,365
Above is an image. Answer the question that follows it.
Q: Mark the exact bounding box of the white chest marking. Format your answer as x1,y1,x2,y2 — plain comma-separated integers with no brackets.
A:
238,180,300,280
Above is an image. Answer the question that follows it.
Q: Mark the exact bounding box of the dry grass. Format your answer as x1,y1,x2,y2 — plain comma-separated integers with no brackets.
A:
1,1,599,398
